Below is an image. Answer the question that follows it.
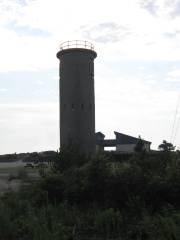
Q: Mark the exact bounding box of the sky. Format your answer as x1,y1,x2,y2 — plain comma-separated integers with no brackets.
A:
0,0,180,153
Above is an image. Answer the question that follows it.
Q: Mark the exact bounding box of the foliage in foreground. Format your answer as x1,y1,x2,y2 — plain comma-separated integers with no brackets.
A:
0,150,180,239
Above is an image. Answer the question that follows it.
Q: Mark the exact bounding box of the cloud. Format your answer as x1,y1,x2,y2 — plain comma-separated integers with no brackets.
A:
36,80,44,86
165,69,180,82
0,26,57,72
0,103,59,154
0,0,180,73
1,0,180,153
6,21,51,37
166,0,180,18
0,0,25,25
140,0,180,18
140,0,159,15
16,0,33,6
168,69,180,78
163,31,179,38
0,88,8,92
81,22,131,43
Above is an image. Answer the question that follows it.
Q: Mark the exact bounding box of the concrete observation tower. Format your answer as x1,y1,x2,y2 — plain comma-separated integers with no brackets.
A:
56,40,97,154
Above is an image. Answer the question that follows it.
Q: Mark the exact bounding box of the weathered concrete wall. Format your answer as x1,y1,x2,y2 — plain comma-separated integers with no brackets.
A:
116,144,136,153
116,143,151,152
57,48,97,154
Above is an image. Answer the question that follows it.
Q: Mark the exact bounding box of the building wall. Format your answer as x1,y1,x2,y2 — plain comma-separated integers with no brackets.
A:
116,143,151,152
57,48,97,154
116,144,136,153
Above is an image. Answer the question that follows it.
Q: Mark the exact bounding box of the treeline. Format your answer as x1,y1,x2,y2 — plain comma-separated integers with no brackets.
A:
0,151,57,163
1,149,180,239
0,153,17,162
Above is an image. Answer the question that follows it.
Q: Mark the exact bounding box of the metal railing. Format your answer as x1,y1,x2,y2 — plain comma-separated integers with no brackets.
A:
60,40,94,51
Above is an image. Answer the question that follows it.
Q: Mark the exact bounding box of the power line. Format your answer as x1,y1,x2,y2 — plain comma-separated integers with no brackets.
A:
170,94,180,144
172,113,180,145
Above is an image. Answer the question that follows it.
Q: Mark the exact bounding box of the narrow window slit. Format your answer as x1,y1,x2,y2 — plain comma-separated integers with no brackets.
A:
72,104,75,110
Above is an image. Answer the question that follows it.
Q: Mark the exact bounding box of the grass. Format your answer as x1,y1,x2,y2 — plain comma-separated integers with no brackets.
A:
0,166,38,174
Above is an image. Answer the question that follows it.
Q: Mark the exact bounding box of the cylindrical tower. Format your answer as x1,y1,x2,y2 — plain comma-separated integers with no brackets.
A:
56,40,97,154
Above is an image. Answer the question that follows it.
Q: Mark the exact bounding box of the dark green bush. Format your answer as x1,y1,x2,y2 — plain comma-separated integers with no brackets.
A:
0,150,180,239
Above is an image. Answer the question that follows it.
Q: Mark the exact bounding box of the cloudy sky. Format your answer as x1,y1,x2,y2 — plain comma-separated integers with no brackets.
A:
0,0,180,154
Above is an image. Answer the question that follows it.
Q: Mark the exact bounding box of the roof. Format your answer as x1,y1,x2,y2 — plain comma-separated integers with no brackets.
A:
114,132,151,145
96,132,105,139
96,131,151,146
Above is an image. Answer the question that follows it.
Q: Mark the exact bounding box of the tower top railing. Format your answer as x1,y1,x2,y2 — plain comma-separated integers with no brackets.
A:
60,40,94,51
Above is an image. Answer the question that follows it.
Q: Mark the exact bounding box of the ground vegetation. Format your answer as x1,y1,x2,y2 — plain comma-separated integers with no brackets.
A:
0,149,180,239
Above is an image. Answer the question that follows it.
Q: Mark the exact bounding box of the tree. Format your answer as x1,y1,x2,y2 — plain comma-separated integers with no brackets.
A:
134,136,145,153
158,140,175,152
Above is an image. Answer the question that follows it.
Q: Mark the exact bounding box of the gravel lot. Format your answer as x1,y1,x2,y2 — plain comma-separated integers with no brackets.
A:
0,161,40,195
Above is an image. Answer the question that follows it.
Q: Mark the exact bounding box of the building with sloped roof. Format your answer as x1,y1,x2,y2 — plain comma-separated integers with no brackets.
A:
96,131,151,153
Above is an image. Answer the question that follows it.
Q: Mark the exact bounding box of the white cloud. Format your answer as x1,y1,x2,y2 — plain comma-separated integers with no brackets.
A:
36,80,44,86
0,0,180,152
0,103,59,154
1,0,180,73
168,69,180,78
140,0,180,18
0,88,8,92
165,69,180,82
